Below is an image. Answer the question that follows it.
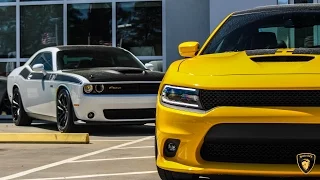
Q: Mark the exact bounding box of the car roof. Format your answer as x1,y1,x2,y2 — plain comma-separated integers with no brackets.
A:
233,3,320,16
54,45,124,52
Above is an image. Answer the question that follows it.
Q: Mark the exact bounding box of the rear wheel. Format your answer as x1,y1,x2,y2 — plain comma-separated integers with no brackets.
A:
12,88,32,126
56,88,76,133
155,137,199,180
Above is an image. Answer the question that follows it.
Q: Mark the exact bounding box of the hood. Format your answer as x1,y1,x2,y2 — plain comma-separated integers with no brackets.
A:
178,50,320,76
62,67,164,82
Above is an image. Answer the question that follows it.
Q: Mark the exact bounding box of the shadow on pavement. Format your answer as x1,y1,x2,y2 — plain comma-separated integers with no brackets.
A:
32,122,155,137
0,118,155,137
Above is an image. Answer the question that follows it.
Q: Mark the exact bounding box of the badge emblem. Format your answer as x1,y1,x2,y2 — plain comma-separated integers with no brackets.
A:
296,153,316,174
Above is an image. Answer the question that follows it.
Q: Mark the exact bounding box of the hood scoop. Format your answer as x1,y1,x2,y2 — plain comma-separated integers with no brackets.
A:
116,69,145,74
250,56,314,62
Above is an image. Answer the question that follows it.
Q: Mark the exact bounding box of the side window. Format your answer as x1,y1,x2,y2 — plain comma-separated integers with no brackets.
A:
29,52,53,71
43,52,53,71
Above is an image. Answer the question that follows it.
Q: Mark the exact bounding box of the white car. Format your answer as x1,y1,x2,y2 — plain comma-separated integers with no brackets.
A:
7,45,164,133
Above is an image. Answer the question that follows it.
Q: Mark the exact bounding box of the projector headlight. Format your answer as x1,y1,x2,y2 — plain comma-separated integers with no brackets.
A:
161,85,202,109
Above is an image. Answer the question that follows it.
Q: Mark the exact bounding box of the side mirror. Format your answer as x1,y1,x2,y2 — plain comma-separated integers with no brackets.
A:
178,41,200,58
145,63,154,71
32,64,46,75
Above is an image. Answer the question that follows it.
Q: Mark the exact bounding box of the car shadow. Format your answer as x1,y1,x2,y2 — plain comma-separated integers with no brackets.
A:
31,122,155,137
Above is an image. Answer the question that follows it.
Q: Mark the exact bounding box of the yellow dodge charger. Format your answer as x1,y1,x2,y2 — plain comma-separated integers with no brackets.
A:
156,4,320,180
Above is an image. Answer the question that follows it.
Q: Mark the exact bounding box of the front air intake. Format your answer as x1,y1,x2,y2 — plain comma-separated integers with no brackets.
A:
250,56,314,62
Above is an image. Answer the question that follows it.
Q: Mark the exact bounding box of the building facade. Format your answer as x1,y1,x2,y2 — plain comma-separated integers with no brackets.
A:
0,0,317,118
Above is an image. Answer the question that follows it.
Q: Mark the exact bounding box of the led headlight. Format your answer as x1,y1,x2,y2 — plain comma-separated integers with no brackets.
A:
83,85,93,93
161,85,202,109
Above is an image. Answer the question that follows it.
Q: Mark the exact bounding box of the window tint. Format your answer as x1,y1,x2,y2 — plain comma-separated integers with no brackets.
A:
29,52,53,71
56,49,145,70
202,11,320,55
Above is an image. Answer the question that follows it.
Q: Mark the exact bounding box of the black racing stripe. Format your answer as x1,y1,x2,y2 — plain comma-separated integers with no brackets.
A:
29,73,46,80
19,68,30,79
19,68,81,84
55,74,82,84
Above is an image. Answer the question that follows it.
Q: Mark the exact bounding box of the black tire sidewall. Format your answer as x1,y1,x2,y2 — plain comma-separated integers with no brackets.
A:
12,88,30,126
56,89,75,133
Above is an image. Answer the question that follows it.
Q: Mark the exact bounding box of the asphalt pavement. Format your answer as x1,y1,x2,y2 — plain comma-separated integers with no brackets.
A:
0,120,160,180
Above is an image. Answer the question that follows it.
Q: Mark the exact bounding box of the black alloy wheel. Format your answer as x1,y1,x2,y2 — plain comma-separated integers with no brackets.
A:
56,88,76,133
12,88,32,126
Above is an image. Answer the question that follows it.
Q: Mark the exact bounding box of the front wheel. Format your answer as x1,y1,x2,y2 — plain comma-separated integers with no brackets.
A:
56,88,76,133
155,137,199,180
12,88,32,126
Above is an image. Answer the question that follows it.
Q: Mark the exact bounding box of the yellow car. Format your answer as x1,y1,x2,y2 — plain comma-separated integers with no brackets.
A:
156,4,320,180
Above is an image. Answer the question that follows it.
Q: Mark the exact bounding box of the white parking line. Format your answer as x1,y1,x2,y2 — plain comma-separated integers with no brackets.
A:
90,140,133,142
115,145,153,150
0,136,153,180
19,171,157,180
69,156,154,163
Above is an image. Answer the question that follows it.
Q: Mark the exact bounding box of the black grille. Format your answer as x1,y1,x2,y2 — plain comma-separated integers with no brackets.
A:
200,141,320,164
199,90,320,111
103,108,156,119
91,83,160,94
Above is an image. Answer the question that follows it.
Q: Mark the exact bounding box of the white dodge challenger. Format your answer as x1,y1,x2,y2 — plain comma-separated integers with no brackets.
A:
7,45,164,133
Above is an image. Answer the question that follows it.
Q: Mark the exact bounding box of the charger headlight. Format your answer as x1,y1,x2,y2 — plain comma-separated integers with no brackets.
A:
161,85,202,109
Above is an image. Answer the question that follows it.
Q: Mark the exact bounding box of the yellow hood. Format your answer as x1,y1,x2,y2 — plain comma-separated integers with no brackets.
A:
178,51,320,76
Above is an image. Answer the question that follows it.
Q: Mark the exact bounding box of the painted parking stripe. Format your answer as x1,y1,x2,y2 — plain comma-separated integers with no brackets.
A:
115,145,153,150
19,171,157,180
0,136,152,180
90,140,134,142
69,156,154,163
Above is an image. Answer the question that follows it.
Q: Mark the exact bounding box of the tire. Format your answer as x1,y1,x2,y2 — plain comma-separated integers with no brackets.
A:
56,88,76,133
12,88,32,126
155,136,199,180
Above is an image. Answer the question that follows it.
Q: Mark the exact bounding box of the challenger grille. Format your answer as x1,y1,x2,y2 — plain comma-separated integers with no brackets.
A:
200,141,320,164
103,109,156,119
199,90,320,111
98,83,160,94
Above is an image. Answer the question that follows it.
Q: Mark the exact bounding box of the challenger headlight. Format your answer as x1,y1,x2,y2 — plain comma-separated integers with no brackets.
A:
83,85,93,93
161,85,202,109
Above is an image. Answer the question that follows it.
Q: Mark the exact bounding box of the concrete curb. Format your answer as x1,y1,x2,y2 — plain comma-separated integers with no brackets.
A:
0,133,90,144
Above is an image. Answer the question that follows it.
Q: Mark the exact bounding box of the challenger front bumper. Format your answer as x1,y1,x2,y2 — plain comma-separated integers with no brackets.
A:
156,102,320,177
72,94,157,123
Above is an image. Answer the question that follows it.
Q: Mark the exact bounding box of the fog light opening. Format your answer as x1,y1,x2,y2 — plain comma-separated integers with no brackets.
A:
167,143,177,152
163,139,180,158
87,112,95,119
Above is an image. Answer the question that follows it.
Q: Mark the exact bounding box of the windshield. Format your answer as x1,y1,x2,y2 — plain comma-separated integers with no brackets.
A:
202,11,320,55
56,48,146,70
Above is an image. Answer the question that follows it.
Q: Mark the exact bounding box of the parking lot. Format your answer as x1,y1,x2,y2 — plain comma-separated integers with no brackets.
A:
0,120,160,180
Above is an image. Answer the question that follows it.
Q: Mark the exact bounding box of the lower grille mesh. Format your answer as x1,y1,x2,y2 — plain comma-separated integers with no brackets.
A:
200,141,320,164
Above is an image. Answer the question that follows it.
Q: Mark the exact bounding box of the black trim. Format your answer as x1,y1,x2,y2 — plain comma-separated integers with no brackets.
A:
55,74,82,84
293,48,320,55
19,68,30,79
200,123,320,164
63,68,164,82
245,49,277,56
203,123,320,142
103,108,156,119
19,67,82,84
250,56,314,62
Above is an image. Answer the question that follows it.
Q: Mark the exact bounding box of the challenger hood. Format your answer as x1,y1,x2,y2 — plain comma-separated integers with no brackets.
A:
62,67,164,82
178,50,320,76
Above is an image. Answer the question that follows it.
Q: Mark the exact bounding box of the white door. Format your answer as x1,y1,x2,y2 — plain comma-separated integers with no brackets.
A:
21,52,54,117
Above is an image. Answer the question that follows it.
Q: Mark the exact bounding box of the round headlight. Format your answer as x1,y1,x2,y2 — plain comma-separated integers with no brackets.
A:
95,84,105,93
83,85,93,93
